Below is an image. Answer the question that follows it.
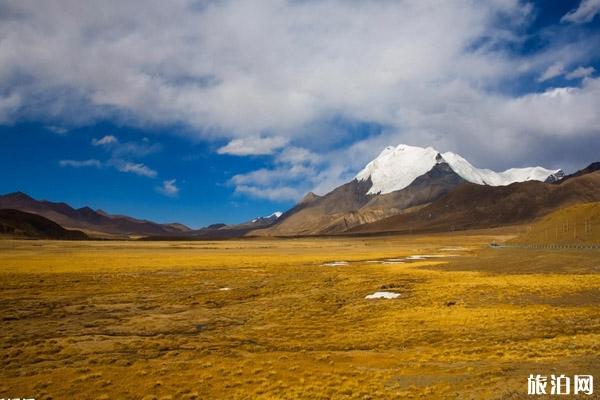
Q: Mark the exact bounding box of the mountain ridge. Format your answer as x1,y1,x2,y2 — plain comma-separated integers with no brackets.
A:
252,144,569,236
356,144,563,195
0,192,191,237
0,209,88,240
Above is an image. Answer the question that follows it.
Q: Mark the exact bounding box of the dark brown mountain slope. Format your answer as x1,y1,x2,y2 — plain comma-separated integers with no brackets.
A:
0,209,87,239
348,171,600,235
0,192,190,237
253,162,465,236
554,162,600,184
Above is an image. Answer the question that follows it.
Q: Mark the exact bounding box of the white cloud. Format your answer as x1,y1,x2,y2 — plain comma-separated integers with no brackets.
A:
47,126,68,135
59,159,102,168
229,145,323,201
0,0,534,137
276,146,322,165
234,185,301,202
0,1,599,199
538,62,564,82
116,162,157,178
217,136,288,156
565,66,596,80
87,135,162,178
0,93,21,123
561,0,600,24
157,179,179,197
92,135,118,146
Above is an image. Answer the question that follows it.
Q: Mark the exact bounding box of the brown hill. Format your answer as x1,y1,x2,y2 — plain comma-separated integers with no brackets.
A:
0,209,87,240
554,162,600,184
510,202,600,245
0,192,191,237
348,171,600,235
253,162,465,236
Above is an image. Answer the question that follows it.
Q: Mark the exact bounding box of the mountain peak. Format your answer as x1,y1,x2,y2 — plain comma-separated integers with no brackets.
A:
251,211,283,223
299,191,320,205
4,191,34,200
356,144,441,194
356,144,562,195
267,211,283,219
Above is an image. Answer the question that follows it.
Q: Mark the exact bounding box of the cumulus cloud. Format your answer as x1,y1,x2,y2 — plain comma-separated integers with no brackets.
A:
116,162,157,178
92,135,118,146
229,146,322,201
217,136,287,156
538,62,565,82
561,0,600,24
0,0,537,138
65,135,162,179
157,179,179,197
566,66,596,80
0,1,599,199
0,93,21,123
234,185,300,202
59,159,103,168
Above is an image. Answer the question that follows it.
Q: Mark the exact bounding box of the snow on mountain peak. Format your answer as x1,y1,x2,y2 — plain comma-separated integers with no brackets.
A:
355,144,441,195
251,211,282,223
356,144,562,195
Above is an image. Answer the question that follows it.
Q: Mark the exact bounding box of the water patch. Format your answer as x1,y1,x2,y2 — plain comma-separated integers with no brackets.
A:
322,261,349,267
406,254,458,260
439,247,468,251
219,287,232,291
365,291,400,299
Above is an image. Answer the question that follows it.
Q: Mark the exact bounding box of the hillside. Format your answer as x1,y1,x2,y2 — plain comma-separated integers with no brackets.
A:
0,192,190,237
511,202,600,245
0,209,88,240
253,144,563,237
254,162,465,236
348,171,600,235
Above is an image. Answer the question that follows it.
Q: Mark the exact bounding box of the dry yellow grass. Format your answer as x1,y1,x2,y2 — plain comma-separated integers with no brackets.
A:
0,231,598,399
512,201,600,245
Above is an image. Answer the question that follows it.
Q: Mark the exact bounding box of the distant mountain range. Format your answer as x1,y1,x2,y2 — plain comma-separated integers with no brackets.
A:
0,191,282,239
0,209,87,240
0,191,191,237
1,144,598,239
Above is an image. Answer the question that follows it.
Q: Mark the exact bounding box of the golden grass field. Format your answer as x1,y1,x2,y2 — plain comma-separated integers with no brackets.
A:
0,230,599,399
511,202,600,246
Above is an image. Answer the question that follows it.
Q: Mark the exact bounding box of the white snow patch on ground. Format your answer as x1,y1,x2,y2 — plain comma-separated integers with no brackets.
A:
406,254,458,260
322,261,349,267
365,291,401,299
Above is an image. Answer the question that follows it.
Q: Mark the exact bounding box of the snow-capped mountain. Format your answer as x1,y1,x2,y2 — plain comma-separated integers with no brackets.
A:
251,211,282,223
356,144,563,195
252,143,589,237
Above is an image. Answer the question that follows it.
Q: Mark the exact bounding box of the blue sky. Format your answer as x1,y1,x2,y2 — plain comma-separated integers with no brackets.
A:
1,0,600,228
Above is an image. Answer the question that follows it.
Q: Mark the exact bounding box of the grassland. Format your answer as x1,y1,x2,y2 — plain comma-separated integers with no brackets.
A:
0,230,599,399
510,202,600,246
